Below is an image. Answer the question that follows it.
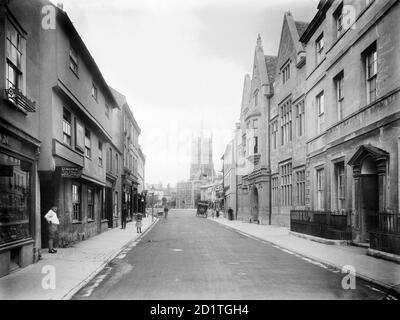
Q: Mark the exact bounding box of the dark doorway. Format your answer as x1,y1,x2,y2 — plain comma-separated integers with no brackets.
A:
251,186,259,222
360,157,379,242
105,187,113,228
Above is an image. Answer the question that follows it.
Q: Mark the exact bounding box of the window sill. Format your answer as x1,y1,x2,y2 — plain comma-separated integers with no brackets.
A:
87,219,95,223
101,219,108,223
72,220,82,224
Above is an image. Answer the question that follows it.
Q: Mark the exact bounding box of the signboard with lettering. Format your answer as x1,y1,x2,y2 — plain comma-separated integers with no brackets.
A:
60,167,82,178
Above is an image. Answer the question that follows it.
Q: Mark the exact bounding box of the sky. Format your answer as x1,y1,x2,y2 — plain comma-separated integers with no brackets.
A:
57,0,318,187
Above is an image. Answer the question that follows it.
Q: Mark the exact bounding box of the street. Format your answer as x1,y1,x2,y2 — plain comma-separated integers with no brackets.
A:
72,209,387,300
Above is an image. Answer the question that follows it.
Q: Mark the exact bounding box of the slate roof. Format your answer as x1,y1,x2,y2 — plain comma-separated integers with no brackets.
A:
264,55,278,84
295,21,310,38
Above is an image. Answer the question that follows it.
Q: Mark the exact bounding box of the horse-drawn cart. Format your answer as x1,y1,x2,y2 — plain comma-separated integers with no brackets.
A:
196,201,208,218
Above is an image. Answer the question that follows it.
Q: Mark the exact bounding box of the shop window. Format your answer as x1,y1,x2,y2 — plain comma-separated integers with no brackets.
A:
0,152,31,246
87,188,94,221
72,183,81,221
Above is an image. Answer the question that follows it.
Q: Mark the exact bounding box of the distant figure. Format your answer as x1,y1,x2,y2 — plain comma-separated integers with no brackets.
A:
135,212,143,233
121,204,127,229
164,205,169,220
44,206,60,253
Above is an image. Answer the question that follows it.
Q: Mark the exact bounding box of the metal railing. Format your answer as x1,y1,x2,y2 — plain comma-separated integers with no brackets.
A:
290,210,352,240
370,211,400,255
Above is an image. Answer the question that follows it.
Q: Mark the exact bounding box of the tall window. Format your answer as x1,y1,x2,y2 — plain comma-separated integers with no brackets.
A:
334,3,344,39
98,141,103,167
87,188,94,220
334,162,346,210
6,21,23,91
315,34,324,65
316,168,325,210
72,184,81,221
84,129,91,158
63,109,72,146
272,120,278,149
295,101,305,137
280,162,292,206
105,104,110,118
272,176,279,206
295,169,306,206
69,46,78,75
365,44,377,104
280,100,292,145
115,153,119,174
282,61,291,84
100,189,106,220
91,83,98,101
335,72,344,121
316,91,325,133
107,148,112,172
253,136,258,154
254,90,259,106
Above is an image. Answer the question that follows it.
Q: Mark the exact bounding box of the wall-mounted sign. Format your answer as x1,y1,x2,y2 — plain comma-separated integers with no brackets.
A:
60,166,82,178
75,119,84,152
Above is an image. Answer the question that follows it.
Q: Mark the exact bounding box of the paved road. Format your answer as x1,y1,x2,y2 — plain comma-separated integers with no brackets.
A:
73,209,388,300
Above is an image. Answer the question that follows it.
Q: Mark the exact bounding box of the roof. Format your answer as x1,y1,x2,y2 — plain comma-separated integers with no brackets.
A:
264,55,278,84
55,5,118,108
294,21,309,38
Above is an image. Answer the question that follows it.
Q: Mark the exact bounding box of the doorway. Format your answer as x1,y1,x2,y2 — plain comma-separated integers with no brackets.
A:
250,186,259,222
105,187,113,228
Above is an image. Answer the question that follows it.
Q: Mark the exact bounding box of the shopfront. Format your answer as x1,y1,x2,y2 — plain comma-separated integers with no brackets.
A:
0,130,40,277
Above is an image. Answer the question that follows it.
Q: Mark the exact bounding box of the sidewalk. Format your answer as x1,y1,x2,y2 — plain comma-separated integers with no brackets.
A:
0,216,158,300
208,216,400,295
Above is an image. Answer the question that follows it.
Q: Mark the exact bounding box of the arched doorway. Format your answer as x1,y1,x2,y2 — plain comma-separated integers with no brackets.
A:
348,145,389,243
250,186,259,222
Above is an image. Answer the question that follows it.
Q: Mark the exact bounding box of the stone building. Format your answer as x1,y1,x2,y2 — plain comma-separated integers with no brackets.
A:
0,0,42,276
236,35,277,224
269,12,309,227
176,181,194,208
37,2,122,247
299,0,400,248
222,138,237,218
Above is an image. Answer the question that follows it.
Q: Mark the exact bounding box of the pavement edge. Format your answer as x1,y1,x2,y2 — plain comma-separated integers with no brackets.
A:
208,218,400,299
61,217,159,300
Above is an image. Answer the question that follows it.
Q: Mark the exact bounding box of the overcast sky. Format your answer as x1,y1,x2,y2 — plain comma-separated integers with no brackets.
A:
57,0,318,187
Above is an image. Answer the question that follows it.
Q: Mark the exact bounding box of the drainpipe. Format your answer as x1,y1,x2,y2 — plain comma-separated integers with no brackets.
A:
267,93,272,225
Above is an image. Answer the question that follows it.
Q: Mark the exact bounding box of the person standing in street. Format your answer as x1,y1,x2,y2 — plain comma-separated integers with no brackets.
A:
135,212,143,233
121,204,127,229
164,205,169,220
44,206,60,253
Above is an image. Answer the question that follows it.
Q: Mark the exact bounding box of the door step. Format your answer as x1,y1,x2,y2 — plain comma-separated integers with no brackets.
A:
352,242,370,248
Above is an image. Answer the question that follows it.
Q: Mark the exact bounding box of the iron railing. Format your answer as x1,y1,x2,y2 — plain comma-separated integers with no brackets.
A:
290,210,352,240
370,211,400,255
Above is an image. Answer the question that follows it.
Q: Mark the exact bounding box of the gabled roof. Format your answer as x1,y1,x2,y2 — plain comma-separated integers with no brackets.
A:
348,145,389,166
295,21,309,38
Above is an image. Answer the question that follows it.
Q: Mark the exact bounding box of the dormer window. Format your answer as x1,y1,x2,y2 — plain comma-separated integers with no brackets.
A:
316,33,324,65
333,3,344,39
69,46,79,75
281,61,291,84
91,83,98,101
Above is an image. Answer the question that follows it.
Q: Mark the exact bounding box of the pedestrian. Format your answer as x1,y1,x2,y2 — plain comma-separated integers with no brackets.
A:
44,206,60,253
135,212,143,233
164,205,169,220
121,204,127,229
